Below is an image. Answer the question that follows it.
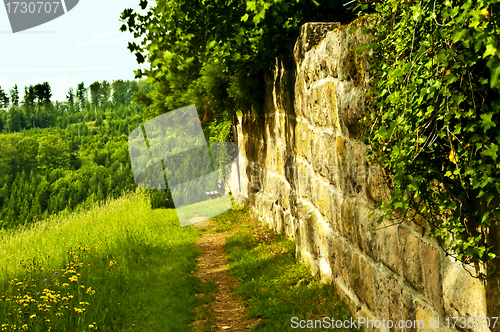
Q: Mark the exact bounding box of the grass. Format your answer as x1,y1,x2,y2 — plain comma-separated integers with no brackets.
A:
0,190,210,332
211,208,360,332
0,190,358,331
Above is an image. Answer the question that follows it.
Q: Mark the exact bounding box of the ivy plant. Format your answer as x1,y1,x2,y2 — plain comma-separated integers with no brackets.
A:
357,0,500,277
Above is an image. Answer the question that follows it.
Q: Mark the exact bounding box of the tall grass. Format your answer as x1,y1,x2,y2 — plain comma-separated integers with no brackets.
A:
0,190,205,331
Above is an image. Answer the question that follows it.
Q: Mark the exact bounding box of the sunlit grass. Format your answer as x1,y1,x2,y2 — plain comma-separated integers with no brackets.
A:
0,190,205,331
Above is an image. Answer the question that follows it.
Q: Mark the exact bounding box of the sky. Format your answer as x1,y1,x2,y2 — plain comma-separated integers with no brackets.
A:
0,0,150,102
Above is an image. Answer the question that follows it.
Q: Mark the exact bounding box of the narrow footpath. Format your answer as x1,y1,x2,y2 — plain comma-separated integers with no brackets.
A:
191,219,260,331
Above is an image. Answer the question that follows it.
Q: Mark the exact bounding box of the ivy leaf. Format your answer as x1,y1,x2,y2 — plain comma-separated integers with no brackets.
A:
483,44,498,58
356,44,369,54
480,113,496,131
246,1,256,11
480,143,499,161
349,26,360,35
452,28,468,44
135,52,145,64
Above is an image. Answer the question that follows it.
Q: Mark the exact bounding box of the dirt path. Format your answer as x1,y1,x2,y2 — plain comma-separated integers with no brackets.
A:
191,219,260,331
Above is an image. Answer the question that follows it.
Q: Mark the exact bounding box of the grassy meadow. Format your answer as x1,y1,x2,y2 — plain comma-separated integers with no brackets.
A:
0,190,207,331
0,190,358,331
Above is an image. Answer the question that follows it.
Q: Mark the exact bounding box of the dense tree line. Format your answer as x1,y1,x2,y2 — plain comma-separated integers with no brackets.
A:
0,77,235,228
0,80,148,229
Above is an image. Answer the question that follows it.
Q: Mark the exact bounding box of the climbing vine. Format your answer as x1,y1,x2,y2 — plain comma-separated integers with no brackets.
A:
356,0,500,277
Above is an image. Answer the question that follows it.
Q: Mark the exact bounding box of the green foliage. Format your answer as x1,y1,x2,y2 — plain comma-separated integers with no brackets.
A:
121,0,354,122
358,0,500,274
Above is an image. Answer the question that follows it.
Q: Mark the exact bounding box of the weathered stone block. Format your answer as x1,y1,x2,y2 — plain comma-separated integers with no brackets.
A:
298,164,311,200
339,199,356,244
306,81,338,129
399,227,424,294
360,259,376,313
421,242,445,318
294,22,342,65
295,120,311,162
373,270,403,332
377,224,402,276
337,239,353,288
415,303,436,332
443,263,488,319
402,291,417,332
326,234,339,278
356,202,377,259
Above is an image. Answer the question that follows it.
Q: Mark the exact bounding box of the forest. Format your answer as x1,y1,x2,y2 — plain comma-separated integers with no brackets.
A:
0,80,177,228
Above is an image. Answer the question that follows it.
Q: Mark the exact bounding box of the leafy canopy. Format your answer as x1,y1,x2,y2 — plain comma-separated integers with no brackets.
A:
120,0,353,121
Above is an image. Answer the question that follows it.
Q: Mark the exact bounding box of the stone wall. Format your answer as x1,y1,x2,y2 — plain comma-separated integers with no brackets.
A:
228,16,499,332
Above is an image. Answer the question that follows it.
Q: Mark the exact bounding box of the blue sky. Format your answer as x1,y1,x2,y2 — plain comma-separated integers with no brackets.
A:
0,0,150,101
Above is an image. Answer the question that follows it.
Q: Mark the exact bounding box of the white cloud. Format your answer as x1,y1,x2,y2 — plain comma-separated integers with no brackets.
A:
75,31,133,46
0,67,111,73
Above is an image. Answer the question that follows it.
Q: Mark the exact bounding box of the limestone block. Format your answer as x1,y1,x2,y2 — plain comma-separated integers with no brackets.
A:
280,180,292,210
377,223,402,276
326,235,339,278
336,135,347,174
311,130,327,170
366,162,390,206
399,227,424,294
305,81,338,129
338,239,353,289
297,202,320,259
276,144,285,176
421,242,445,318
298,163,312,200
294,22,342,65
339,199,356,244
295,120,312,162
319,256,333,284
402,291,418,332
284,208,295,238
348,248,361,293
325,186,340,232
351,255,375,312
443,263,488,319
356,201,378,259
373,270,403,332
415,303,436,332
274,204,285,235
336,81,366,138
